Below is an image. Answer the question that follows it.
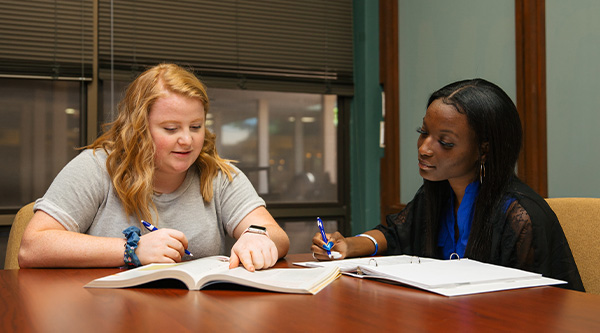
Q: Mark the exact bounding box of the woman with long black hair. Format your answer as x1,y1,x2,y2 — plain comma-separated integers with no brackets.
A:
312,78,584,291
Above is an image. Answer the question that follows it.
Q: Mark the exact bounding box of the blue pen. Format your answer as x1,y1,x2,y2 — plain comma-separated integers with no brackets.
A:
317,217,333,258
141,220,193,256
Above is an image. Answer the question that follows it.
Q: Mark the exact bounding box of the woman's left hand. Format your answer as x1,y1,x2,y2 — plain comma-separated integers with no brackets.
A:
229,232,278,272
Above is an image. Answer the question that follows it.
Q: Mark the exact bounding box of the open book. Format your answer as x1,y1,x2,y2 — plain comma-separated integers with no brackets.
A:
294,255,565,296
85,256,340,295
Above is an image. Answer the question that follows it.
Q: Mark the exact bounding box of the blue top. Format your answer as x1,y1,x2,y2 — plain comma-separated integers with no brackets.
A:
438,181,517,259
438,181,480,259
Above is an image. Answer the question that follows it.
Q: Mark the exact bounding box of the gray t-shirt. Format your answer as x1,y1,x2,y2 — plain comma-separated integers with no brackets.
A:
34,149,265,258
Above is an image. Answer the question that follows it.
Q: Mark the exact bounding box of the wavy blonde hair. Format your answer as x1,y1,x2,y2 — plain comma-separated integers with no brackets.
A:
86,63,236,224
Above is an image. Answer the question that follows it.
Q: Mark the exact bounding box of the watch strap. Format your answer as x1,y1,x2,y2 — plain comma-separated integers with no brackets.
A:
242,225,270,238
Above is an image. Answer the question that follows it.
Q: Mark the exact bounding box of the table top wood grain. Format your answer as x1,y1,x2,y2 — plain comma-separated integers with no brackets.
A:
1,253,599,332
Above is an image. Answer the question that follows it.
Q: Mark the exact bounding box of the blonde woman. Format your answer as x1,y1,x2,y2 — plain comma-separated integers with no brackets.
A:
20,63,289,271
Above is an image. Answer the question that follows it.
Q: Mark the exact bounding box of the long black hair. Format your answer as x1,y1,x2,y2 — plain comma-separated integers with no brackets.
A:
421,78,523,260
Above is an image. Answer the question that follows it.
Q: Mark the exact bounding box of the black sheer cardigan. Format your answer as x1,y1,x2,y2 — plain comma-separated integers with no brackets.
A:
375,178,585,291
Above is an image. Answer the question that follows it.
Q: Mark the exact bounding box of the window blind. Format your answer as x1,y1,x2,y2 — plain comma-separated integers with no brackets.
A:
0,0,93,79
98,0,353,94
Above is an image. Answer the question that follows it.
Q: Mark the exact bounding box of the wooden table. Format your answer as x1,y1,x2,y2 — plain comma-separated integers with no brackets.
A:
1,254,599,332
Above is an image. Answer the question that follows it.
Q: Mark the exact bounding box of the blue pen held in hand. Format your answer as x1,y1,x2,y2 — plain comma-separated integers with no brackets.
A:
317,217,334,256
141,220,193,256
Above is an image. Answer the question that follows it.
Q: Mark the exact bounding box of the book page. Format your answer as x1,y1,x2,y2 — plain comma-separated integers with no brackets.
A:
202,266,341,294
166,256,230,286
85,256,230,289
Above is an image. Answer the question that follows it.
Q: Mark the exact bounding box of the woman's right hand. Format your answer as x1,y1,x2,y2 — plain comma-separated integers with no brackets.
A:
311,231,348,261
136,229,189,264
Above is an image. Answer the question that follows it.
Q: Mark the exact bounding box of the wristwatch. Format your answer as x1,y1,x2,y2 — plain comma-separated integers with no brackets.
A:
242,225,270,238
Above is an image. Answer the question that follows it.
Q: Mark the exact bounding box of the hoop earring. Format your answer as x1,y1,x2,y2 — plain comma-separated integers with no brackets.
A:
480,162,486,184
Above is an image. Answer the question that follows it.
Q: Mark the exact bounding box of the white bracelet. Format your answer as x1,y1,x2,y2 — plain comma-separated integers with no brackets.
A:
355,233,378,256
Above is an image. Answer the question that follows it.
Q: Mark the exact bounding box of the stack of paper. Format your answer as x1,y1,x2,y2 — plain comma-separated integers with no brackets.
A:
295,255,565,296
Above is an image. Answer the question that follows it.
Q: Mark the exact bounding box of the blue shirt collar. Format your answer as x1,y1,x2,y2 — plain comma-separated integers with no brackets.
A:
438,180,480,259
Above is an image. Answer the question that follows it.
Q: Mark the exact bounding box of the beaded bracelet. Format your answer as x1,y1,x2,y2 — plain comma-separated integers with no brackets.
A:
122,226,142,268
355,233,378,256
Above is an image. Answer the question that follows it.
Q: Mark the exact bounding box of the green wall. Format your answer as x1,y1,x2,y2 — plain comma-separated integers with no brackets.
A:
349,0,600,237
546,0,600,198
398,0,516,202
350,0,383,234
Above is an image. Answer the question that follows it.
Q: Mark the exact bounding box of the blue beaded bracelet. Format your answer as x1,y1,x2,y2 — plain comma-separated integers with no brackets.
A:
355,233,378,256
123,226,142,268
